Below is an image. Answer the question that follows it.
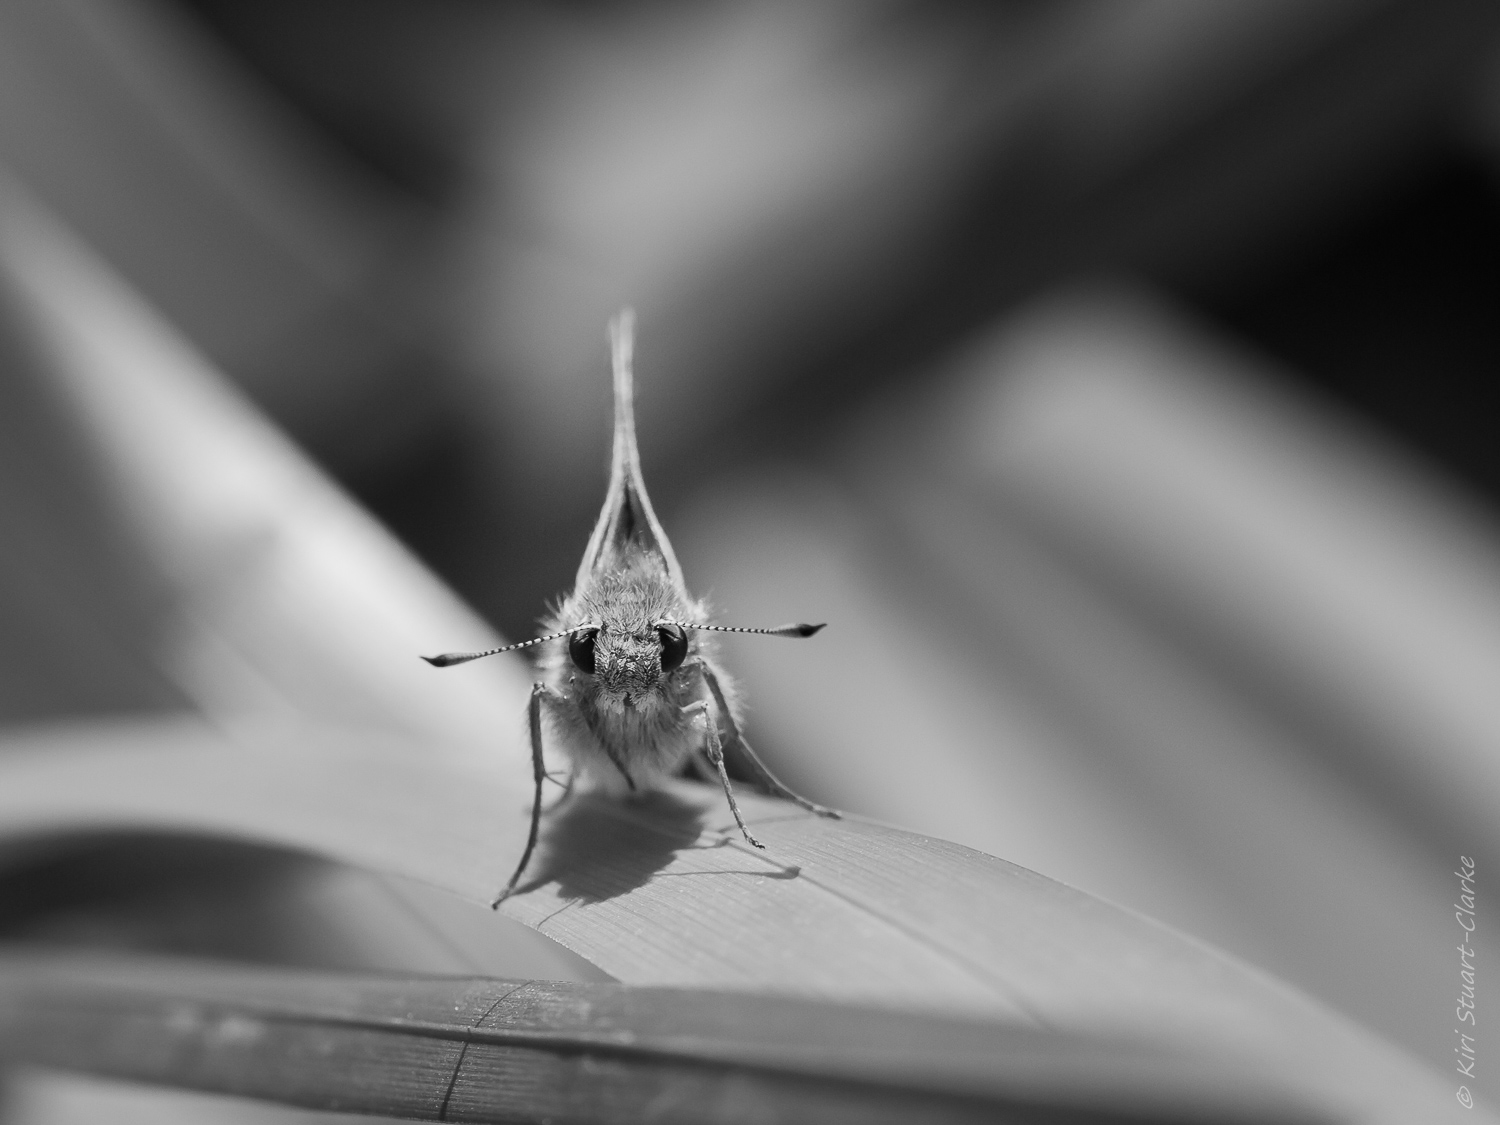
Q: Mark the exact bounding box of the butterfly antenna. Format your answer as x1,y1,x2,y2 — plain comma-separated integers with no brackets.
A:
662,622,826,638
421,628,580,668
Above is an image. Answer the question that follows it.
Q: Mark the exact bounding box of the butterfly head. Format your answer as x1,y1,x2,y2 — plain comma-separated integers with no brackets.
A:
561,555,698,715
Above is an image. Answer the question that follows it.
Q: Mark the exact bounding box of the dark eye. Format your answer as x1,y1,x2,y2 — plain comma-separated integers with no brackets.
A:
657,624,688,673
568,628,597,674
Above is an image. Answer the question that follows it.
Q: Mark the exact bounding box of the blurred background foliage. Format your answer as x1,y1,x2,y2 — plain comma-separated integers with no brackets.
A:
3,0,1500,1115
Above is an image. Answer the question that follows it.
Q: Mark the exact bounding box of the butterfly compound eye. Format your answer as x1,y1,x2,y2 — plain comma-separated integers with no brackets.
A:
568,629,598,674
657,624,688,673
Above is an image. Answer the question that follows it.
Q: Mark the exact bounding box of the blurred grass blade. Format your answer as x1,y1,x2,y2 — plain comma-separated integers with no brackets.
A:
965,285,1500,866
0,169,525,751
0,950,1333,1125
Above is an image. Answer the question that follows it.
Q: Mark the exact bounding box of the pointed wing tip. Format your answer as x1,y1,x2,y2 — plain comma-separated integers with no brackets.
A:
609,307,636,345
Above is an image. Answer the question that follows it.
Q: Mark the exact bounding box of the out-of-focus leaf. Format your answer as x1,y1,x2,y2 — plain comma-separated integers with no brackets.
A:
0,951,1335,1125
0,170,524,750
0,0,425,472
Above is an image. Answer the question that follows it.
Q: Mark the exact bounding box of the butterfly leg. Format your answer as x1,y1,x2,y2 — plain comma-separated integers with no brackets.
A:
683,697,763,849
681,737,719,785
696,660,840,820
493,681,560,909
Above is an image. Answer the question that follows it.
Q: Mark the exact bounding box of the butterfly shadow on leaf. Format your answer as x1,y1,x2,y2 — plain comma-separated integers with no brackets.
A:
508,788,712,905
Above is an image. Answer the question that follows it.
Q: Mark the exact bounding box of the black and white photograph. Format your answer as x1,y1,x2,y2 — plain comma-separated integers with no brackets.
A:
0,1,1497,1121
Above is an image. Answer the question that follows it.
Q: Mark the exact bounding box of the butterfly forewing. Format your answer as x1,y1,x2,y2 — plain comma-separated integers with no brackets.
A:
574,310,689,602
